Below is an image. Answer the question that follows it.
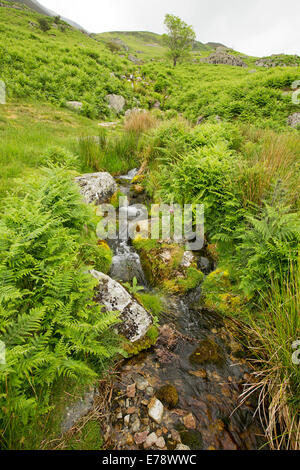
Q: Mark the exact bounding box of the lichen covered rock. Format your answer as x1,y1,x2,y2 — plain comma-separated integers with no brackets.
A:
75,172,117,205
90,270,152,343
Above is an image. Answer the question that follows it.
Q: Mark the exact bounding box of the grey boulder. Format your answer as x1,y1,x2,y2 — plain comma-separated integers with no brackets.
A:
90,270,152,343
105,94,126,113
75,172,117,205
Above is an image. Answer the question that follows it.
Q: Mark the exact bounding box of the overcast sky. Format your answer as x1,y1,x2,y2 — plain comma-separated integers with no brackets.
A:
41,0,300,57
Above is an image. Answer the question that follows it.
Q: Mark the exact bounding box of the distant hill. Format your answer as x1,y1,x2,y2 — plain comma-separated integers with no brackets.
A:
5,0,87,31
94,31,213,60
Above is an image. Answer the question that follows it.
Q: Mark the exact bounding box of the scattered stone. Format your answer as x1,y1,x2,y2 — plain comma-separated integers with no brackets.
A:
171,429,181,443
146,386,154,396
132,418,141,433
124,415,130,426
127,383,136,398
156,436,166,449
127,407,136,415
176,443,191,450
144,432,158,448
134,430,149,445
66,100,83,111
287,113,300,128
116,412,123,420
183,413,196,430
105,94,126,113
148,397,164,424
141,399,149,406
136,378,149,391
202,51,247,67
75,172,117,205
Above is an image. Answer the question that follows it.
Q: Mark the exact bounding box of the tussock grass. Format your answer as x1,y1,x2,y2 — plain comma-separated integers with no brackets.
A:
124,110,158,134
241,268,300,449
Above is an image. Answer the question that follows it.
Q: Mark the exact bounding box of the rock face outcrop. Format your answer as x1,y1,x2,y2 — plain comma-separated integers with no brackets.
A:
105,94,126,113
202,51,247,67
90,270,152,343
75,172,117,205
287,113,300,128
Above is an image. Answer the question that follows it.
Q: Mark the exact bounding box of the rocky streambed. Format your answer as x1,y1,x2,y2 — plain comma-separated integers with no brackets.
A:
63,168,266,451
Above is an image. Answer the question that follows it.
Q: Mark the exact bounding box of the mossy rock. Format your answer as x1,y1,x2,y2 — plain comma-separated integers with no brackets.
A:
110,189,125,208
177,425,203,450
122,325,159,357
131,174,146,184
156,384,179,409
133,237,204,294
189,339,224,366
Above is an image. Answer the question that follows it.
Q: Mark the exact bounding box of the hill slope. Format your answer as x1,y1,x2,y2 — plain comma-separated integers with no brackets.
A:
6,0,86,31
94,31,212,60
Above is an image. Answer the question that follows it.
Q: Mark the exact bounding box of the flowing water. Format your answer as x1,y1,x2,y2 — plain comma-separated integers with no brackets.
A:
105,170,265,450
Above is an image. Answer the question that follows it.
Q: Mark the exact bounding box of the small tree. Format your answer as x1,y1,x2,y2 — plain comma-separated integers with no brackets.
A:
162,14,196,67
37,17,51,32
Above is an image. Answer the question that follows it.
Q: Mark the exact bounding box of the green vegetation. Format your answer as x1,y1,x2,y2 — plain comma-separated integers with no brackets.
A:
162,14,196,67
0,169,120,449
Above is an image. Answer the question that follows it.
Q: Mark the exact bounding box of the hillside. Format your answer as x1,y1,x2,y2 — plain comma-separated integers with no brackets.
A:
5,0,86,30
94,31,212,60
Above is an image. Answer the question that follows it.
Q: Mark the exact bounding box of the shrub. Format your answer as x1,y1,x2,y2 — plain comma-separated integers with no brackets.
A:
42,146,80,170
37,18,51,33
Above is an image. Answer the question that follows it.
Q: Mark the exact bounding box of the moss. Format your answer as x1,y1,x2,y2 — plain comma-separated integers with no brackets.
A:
131,174,146,184
122,325,159,357
202,268,246,316
110,190,125,209
78,239,112,274
189,339,224,366
156,385,179,409
133,237,203,294
176,425,203,450
137,292,163,316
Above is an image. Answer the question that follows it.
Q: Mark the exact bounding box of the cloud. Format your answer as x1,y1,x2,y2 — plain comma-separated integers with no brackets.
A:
41,0,300,56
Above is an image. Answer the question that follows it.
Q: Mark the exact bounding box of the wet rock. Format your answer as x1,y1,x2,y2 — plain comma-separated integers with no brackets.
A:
183,413,196,430
90,270,152,343
189,339,224,366
171,429,181,443
156,385,179,409
134,430,149,445
75,172,117,205
180,251,195,268
127,383,136,398
136,377,149,391
176,443,191,450
145,386,154,396
148,397,164,424
126,434,134,446
127,407,136,415
105,94,126,113
188,369,207,379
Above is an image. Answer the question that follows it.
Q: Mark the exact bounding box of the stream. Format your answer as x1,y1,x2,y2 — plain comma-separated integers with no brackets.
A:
103,169,266,451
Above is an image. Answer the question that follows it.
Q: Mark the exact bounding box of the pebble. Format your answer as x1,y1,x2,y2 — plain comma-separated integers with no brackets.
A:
146,386,154,396
171,429,181,442
176,443,191,450
132,418,141,433
148,397,164,424
156,437,166,449
124,415,130,426
183,413,196,430
127,407,136,415
116,412,123,420
127,383,136,398
144,432,158,448
134,431,149,445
